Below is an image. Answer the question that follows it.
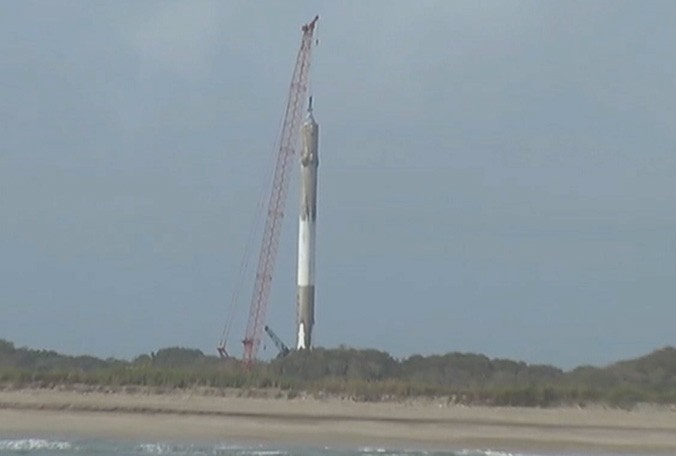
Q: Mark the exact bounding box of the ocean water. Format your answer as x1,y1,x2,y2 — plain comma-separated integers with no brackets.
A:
0,439,626,456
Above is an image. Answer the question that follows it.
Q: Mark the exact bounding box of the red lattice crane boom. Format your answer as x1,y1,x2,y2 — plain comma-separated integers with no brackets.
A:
238,16,319,366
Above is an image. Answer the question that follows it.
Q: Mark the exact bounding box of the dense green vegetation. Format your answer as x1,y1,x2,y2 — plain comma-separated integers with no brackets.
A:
1,339,675,408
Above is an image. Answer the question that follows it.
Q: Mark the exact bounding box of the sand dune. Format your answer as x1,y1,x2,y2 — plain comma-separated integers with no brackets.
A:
1,389,676,453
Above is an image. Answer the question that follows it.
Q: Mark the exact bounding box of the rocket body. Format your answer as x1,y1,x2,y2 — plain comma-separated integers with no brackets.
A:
296,102,318,350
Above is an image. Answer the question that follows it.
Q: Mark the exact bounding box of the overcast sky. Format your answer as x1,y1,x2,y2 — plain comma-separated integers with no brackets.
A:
1,1,675,369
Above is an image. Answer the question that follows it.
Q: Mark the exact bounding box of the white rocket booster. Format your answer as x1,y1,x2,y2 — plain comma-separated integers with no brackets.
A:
297,97,318,350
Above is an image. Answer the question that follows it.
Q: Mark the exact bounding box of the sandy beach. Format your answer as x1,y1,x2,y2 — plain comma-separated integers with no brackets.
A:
1,389,676,454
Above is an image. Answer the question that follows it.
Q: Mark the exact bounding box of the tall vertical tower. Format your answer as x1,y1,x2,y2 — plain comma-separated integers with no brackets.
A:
296,96,319,350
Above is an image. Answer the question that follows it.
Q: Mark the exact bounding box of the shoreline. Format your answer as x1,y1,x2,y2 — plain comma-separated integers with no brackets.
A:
2,389,676,454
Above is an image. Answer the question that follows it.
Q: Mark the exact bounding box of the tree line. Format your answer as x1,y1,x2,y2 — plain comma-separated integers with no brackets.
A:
1,339,675,408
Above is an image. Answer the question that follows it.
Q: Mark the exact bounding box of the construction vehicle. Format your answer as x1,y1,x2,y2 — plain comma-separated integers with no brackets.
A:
264,325,291,358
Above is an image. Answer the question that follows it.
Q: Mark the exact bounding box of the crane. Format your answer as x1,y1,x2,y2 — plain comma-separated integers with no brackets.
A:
264,325,291,358
218,16,319,366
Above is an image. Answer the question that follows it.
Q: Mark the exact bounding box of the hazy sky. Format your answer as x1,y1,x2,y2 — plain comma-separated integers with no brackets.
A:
1,1,675,369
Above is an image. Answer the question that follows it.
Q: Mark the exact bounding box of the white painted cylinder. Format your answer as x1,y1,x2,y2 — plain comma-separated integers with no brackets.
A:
297,219,315,287
296,101,318,350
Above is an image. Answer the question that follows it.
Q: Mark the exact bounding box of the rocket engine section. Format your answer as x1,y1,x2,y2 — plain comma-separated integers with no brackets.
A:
296,98,319,350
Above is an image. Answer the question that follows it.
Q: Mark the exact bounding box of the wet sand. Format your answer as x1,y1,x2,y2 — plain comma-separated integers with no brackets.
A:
1,389,676,453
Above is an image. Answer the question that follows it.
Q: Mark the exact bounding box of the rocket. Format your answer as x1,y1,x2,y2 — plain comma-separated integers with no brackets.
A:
296,96,319,350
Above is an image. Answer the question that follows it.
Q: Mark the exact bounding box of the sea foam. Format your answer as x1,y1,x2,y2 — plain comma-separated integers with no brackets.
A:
0,440,73,452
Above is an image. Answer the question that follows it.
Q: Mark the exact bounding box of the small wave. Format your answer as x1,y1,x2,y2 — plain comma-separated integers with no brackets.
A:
239,451,287,456
357,449,439,456
0,439,73,452
136,443,213,456
213,445,243,451
136,443,267,456
137,444,175,455
136,443,208,455
212,444,245,454
458,450,532,456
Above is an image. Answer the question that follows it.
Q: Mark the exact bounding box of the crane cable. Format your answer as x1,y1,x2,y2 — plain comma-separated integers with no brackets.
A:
219,81,297,352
